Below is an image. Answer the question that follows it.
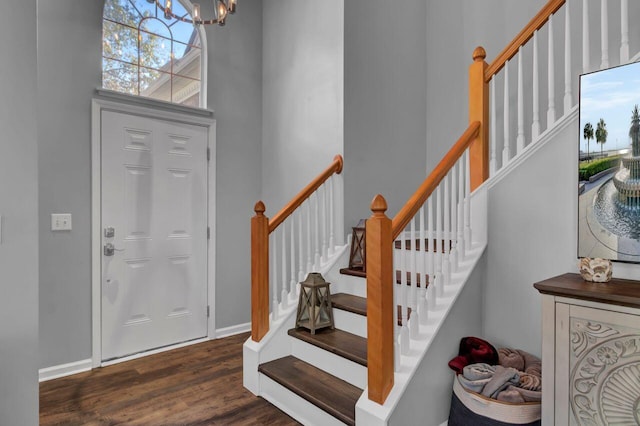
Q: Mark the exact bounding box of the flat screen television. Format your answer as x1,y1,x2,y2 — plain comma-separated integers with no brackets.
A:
578,60,640,263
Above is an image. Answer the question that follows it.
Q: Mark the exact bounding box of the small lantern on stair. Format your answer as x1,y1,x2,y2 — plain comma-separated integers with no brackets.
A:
295,272,335,334
348,219,366,271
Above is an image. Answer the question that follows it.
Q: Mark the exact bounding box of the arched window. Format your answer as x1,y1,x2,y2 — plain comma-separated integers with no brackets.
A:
102,0,206,108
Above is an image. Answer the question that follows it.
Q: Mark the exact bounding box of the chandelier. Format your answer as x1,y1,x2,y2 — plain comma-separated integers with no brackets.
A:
153,0,237,26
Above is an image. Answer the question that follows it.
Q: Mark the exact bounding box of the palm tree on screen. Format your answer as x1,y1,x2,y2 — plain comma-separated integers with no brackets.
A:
583,122,594,161
596,118,608,157
630,105,640,157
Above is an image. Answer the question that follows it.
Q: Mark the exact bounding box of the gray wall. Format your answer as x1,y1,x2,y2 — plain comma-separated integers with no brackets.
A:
38,0,102,368
262,0,344,213
0,0,39,423
425,0,547,171
389,254,486,426
344,0,428,224
206,0,263,329
343,0,545,226
484,120,578,355
37,0,263,368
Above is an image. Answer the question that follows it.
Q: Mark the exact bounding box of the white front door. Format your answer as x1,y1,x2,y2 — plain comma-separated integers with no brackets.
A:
101,110,208,361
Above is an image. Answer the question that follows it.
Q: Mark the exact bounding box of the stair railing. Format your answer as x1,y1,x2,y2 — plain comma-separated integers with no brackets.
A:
487,0,634,176
251,155,344,342
366,48,488,404
364,0,638,408
366,121,482,404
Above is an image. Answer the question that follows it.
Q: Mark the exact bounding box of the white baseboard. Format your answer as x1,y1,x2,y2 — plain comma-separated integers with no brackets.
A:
215,322,251,338
39,359,92,382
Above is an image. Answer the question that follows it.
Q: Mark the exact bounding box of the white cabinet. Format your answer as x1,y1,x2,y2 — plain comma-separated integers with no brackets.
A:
535,273,640,426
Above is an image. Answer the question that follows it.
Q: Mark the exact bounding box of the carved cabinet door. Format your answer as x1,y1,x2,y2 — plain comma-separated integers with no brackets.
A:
555,303,640,425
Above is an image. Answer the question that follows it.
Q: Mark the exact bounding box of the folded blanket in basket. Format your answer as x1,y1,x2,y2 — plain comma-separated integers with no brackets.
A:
448,337,499,374
496,384,542,403
459,364,520,398
498,348,542,379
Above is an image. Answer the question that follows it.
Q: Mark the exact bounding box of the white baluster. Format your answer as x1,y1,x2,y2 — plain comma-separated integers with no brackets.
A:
620,0,629,63
457,158,466,260
418,205,428,325
427,197,436,311
548,14,556,126
443,173,451,287
314,192,321,269
400,232,409,354
436,185,443,299
564,0,572,114
517,49,525,154
394,270,401,372
272,232,279,319
532,30,541,139
306,201,312,273
490,78,497,174
298,209,305,282
328,177,335,255
600,0,609,69
281,225,288,309
582,0,590,73
410,218,419,338
503,60,511,165
290,218,297,303
464,152,471,251
450,163,459,270
321,185,328,263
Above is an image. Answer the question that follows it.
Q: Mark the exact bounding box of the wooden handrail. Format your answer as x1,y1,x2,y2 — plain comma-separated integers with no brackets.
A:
484,0,565,81
391,121,480,240
268,154,343,233
251,154,343,342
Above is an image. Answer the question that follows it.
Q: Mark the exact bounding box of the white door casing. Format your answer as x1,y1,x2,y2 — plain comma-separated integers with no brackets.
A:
91,93,216,365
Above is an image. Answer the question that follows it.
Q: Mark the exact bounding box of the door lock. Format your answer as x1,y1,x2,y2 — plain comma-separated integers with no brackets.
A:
104,226,115,238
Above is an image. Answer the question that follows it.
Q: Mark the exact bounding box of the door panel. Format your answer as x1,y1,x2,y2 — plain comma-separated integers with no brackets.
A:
101,110,208,361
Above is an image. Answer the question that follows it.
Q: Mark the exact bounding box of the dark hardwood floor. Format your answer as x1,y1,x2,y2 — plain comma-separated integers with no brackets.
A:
40,332,301,426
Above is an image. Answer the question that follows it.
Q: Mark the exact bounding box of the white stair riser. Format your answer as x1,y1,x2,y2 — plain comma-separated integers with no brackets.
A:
333,309,367,338
325,274,367,298
260,373,349,426
290,336,367,389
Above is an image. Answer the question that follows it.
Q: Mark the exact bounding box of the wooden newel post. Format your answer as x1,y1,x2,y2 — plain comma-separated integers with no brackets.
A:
251,201,270,342
366,195,394,404
469,46,489,191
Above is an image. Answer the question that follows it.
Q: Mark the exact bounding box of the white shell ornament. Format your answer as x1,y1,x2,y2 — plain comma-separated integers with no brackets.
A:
578,257,612,283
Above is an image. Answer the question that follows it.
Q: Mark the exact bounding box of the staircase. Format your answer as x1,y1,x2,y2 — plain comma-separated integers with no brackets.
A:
245,191,487,425
245,0,639,424
259,286,367,426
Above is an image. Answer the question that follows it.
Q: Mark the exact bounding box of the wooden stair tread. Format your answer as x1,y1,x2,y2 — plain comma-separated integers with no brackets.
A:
258,356,362,426
339,267,366,278
394,238,452,252
288,328,367,367
331,293,367,316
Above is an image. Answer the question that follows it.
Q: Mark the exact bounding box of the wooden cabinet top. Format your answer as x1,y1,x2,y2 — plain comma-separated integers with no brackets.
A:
534,273,640,309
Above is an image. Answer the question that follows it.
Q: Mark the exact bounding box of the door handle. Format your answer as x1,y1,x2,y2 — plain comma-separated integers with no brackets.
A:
104,243,124,256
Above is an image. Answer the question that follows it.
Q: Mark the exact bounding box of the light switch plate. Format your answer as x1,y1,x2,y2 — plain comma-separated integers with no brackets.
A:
51,213,72,231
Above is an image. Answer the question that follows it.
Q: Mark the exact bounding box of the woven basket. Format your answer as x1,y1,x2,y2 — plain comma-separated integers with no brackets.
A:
448,374,541,426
